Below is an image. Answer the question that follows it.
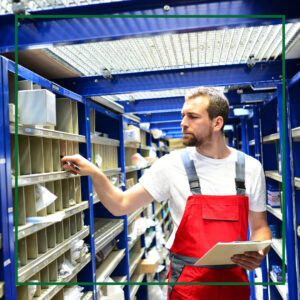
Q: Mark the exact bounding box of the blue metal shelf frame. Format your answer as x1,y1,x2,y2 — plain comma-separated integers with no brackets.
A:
277,83,298,300
77,101,97,298
0,55,17,300
56,60,299,97
1,0,299,52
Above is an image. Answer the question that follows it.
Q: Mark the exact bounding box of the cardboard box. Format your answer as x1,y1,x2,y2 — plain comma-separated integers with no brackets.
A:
18,89,56,126
141,257,159,274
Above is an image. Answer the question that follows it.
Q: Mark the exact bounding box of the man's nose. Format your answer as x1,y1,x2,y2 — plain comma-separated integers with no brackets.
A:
181,116,187,128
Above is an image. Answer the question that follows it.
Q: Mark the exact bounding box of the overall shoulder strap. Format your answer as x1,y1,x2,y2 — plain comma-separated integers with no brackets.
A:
180,149,201,195
235,150,246,196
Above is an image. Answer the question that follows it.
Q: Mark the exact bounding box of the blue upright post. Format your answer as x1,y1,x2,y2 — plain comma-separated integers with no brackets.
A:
228,131,233,147
119,116,131,300
0,57,17,299
253,104,269,300
233,125,238,149
77,101,97,298
241,117,256,299
277,83,298,300
241,119,248,154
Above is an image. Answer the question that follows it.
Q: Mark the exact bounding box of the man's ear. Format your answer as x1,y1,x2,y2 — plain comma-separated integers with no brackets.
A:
213,116,224,132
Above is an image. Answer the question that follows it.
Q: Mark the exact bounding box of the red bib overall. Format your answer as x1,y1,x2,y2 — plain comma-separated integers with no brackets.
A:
167,150,250,300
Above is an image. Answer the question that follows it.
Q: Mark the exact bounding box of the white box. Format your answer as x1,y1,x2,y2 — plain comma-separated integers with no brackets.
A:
124,130,140,142
18,89,56,126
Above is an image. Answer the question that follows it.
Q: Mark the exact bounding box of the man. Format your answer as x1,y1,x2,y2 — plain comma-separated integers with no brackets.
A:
62,87,271,300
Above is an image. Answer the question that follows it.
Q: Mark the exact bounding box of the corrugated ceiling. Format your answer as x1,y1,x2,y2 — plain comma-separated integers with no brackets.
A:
45,23,300,78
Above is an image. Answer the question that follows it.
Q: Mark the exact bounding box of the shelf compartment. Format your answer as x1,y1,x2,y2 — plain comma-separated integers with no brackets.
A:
19,135,32,175
96,249,126,282
265,171,282,182
43,138,53,173
12,171,80,188
130,273,145,299
127,208,143,225
267,205,282,221
17,201,88,239
91,135,120,146
129,248,145,277
10,124,86,142
94,218,124,253
270,271,287,300
292,127,300,141
263,133,280,143
30,137,45,174
30,254,91,300
271,238,287,264
18,226,89,282
56,98,73,133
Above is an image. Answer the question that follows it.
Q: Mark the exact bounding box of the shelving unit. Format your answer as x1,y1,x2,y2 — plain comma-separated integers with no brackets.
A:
242,72,300,300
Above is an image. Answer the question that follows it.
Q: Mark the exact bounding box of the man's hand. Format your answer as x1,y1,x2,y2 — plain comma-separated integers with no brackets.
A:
61,154,98,176
231,250,265,271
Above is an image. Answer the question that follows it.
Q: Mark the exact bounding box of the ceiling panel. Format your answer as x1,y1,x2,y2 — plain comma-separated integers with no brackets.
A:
45,23,300,77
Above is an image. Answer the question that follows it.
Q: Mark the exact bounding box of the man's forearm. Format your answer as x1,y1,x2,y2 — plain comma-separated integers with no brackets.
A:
90,167,126,216
250,226,272,255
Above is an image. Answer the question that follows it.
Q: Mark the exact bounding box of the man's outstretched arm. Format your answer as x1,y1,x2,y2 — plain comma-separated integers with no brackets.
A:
61,154,154,216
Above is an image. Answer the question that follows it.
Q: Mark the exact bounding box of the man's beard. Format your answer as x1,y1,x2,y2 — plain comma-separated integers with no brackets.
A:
182,130,212,147
182,134,200,146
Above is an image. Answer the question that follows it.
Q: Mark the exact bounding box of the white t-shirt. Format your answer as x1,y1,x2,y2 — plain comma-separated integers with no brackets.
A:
139,147,266,249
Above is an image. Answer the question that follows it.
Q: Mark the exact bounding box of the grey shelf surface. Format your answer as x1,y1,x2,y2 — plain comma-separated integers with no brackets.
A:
292,127,300,141
128,236,140,251
129,248,145,278
17,201,89,239
12,171,80,188
130,273,145,299
267,205,282,221
111,275,128,289
155,206,163,218
124,141,141,149
295,177,300,189
249,140,255,146
0,282,3,298
141,145,151,151
265,171,282,182
127,207,143,225
82,291,94,300
103,168,122,177
262,133,280,143
271,238,287,264
10,124,86,143
33,253,91,300
94,218,124,253
145,232,156,249
91,135,120,146
18,226,89,282
270,271,287,300
125,163,152,173
96,249,126,282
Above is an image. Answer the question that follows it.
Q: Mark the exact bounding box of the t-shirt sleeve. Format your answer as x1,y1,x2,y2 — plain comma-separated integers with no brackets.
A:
248,159,267,212
139,155,171,202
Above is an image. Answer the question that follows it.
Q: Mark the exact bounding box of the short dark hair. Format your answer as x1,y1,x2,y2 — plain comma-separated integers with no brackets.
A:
185,87,229,130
